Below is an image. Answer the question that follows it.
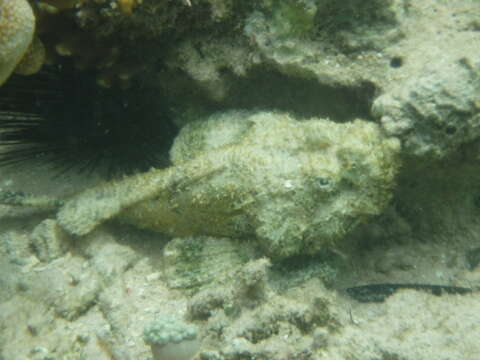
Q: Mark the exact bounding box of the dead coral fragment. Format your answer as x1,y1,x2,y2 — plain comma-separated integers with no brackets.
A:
144,315,200,360
0,0,35,85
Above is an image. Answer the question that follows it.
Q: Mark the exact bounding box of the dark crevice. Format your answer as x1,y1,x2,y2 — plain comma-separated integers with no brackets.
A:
0,66,177,177
166,66,377,122
221,67,376,121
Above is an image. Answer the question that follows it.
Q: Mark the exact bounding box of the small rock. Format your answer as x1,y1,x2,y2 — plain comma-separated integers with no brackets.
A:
31,219,70,262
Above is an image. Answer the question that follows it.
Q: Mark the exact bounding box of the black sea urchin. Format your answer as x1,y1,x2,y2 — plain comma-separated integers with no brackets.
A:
0,65,177,177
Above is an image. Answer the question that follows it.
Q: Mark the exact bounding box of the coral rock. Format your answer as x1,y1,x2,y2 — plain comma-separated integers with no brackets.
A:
0,0,35,85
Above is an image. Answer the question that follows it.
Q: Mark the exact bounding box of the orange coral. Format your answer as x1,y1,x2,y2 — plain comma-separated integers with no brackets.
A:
117,0,141,15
